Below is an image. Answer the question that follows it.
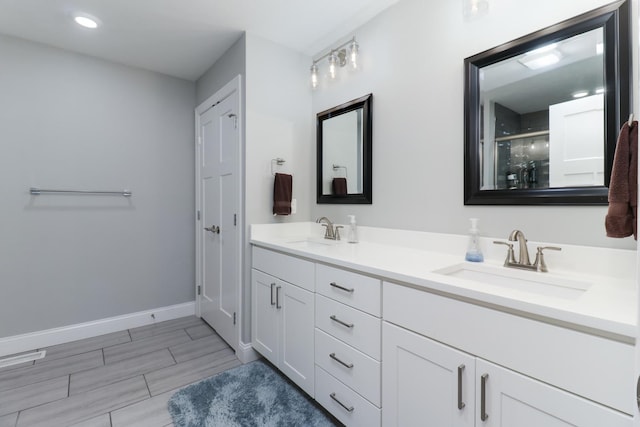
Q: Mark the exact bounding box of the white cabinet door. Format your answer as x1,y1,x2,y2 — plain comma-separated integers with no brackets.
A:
476,359,632,427
382,322,475,427
280,282,315,397
251,269,279,366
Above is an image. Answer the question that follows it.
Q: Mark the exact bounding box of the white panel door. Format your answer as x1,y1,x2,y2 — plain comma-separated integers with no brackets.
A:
251,269,279,366
476,358,632,427
280,282,315,396
549,94,604,187
198,89,240,350
382,322,475,427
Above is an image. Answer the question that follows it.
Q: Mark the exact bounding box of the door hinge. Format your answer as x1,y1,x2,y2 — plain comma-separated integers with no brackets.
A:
197,285,201,296
233,312,237,325
197,136,202,146
197,210,201,221
234,213,237,226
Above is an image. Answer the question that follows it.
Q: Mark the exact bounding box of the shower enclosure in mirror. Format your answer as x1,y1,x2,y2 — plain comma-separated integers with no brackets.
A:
464,0,630,205
317,94,372,204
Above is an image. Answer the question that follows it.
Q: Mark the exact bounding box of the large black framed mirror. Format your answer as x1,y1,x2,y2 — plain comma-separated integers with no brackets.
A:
464,0,630,205
317,94,372,204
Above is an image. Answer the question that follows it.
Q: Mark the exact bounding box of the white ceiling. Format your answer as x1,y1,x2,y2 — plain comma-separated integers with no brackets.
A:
0,0,398,81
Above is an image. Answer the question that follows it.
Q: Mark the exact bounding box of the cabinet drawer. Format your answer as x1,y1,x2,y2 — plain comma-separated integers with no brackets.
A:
316,294,381,360
384,281,634,415
315,366,381,427
316,264,381,316
315,328,381,407
252,246,315,291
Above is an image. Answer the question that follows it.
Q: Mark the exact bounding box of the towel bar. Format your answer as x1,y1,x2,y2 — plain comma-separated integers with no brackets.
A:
30,188,132,197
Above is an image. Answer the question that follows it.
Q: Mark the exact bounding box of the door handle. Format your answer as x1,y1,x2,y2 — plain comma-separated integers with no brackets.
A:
457,364,466,410
270,283,276,306
480,373,489,421
276,286,282,309
204,225,220,234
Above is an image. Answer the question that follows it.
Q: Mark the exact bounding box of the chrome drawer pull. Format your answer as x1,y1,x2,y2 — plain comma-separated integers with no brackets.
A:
270,283,276,306
457,364,466,410
329,282,355,293
330,392,354,412
480,373,489,421
276,286,282,309
329,352,354,369
330,315,354,329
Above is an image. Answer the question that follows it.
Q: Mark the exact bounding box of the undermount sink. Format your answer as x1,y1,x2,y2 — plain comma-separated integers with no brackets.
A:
433,262,592,299
285,237,339,248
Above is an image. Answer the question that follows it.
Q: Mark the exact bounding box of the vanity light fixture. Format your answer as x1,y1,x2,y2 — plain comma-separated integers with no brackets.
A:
309,36,359,88
72,12,100,29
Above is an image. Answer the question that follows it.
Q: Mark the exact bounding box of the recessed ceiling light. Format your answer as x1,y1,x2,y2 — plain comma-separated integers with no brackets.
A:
573,91,589,98
73,13,100,29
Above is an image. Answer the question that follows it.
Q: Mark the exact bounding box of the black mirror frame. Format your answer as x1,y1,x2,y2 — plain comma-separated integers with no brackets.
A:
317,93,373,204
464,0,630,205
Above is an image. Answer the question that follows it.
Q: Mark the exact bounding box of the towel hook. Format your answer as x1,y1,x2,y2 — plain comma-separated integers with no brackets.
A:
271,158,285,176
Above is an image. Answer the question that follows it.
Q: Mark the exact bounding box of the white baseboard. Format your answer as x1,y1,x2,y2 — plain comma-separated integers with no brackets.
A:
0,301,196,358
236,340,261,364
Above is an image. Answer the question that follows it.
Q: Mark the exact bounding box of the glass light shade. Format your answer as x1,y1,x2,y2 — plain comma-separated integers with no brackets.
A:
310,64,319,89
350,40,359,69
328,53,337,79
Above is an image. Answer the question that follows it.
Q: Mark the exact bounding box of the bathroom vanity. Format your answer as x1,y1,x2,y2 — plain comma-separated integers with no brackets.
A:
250,222,635,427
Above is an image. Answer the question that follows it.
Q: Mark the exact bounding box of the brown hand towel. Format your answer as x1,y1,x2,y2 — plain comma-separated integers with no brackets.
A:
606,121,637,239
273,173,292,215
332,177,348,196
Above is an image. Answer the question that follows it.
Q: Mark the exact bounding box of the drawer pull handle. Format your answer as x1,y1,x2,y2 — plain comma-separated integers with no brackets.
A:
330,392,354,412
457,364,466,410
329,282,355,293
276,286,282,309
330,315,354,329
270,283,276,306
480,373,489,421
329,352,354,369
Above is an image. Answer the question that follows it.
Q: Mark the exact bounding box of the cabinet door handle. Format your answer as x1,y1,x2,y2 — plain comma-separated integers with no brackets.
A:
480,373,489,421
276,286,282,309
270,283,276,306
330,315,354,329
330,392,354,412
329,352,354,369
329,282,355,293
457,364,466,410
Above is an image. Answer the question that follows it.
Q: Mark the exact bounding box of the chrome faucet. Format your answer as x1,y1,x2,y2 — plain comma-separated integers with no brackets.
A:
316,217,343,240
494,230,561,272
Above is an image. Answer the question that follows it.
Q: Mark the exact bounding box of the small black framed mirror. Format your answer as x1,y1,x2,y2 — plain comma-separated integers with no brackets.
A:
317,94,372,204
464,0,630,205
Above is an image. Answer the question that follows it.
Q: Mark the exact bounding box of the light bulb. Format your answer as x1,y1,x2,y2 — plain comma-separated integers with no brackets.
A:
328,52,337,79
310,64,318,89
349,40,359,70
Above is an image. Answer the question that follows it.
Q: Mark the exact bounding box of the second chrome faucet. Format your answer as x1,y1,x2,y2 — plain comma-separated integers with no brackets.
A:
494,230,561,272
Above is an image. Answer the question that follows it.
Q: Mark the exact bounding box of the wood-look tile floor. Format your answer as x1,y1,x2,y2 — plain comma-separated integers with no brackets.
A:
0,316,242,427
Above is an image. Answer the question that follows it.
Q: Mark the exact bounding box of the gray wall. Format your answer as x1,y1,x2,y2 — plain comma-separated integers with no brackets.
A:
0,35,196,337
196,35,246,106
310,0,638,250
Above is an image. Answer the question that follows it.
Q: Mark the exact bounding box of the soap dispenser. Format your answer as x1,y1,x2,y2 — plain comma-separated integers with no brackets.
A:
465,218,484,262
347,215,359,243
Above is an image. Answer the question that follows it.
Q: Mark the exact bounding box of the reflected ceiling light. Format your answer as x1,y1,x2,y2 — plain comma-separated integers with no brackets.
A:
73,12,100,29
525,43,558,56
463,0,489,17
518,51,562,70
309,36,359,89
573,91,589,98
595,87,605,94
596,42,604,55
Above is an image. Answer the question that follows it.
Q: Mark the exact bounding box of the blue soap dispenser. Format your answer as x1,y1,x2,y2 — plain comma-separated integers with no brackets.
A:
465,218,484,262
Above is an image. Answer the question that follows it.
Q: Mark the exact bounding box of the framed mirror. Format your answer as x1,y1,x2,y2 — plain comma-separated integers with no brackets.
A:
464,0,630,205
317,94,372,204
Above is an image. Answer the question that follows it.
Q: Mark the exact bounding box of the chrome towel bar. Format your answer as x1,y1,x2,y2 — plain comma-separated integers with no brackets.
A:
30,187,132,197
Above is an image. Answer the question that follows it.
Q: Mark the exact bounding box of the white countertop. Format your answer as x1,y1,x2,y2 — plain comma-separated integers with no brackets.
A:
250,222,637,341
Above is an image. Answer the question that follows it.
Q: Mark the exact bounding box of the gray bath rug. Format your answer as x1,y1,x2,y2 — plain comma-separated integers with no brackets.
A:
167,359,338,427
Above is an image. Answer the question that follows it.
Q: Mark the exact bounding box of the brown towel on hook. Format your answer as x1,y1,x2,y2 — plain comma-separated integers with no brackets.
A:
605,121,637,239
273,173,292,215
332,177,348,196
